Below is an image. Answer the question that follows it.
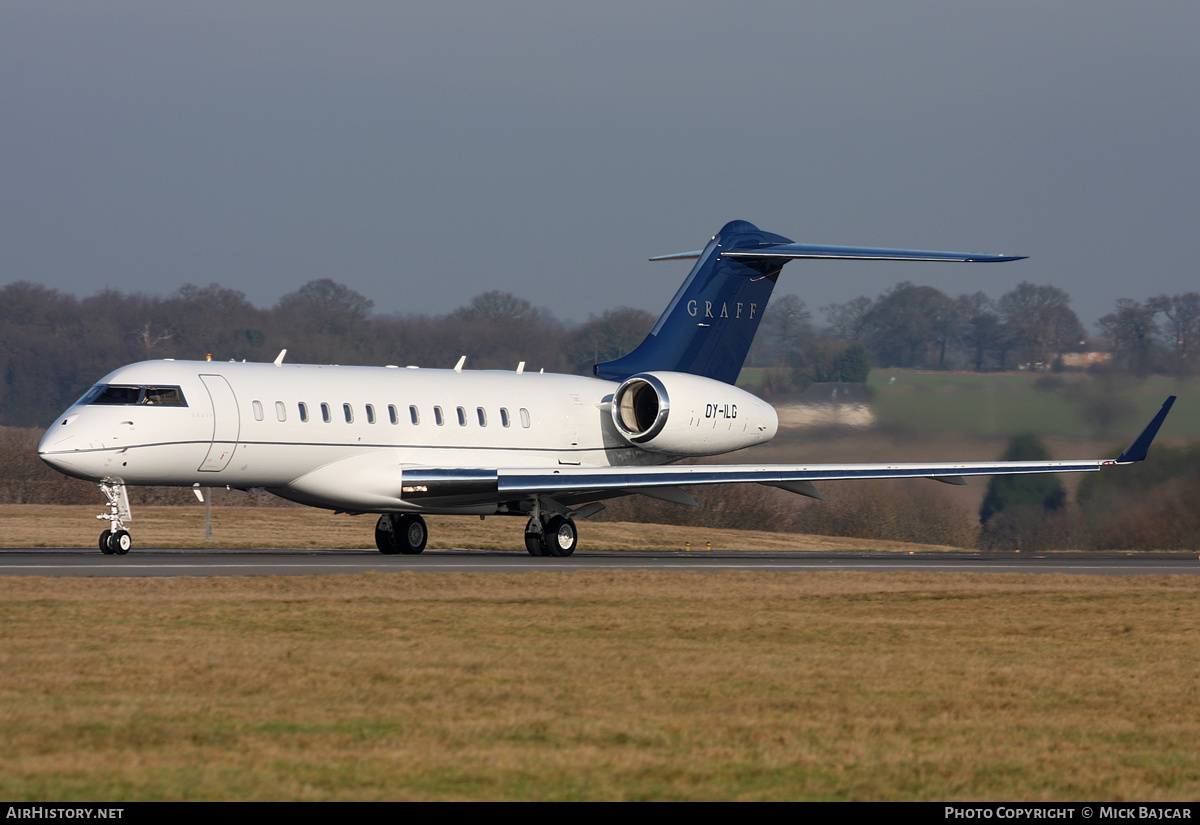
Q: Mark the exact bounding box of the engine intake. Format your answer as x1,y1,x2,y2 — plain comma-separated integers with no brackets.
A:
610,371,777,456
613,373,670,443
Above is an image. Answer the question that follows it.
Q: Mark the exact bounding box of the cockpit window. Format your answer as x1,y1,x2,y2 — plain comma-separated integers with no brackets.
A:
143,386,186,406
88,385,187,407
91,386,143,405
75,385,105,406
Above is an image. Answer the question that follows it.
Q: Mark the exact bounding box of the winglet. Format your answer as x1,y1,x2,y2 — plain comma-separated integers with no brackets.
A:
1116,396,1176,463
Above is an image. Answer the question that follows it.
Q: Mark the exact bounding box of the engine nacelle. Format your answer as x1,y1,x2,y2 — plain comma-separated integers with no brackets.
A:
610,371,778,456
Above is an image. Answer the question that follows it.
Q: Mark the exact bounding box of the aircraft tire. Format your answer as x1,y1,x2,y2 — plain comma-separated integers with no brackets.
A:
375,515,401,555
99,530,115,555
111,530,132,555
524,519,545,556
398,514,427,555
545,516,577,557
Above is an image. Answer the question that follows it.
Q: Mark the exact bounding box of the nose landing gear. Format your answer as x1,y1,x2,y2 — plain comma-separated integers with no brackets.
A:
99,528,132,555
97,482,133,555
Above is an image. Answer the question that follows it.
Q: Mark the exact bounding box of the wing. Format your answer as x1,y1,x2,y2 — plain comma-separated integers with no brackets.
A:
496,458,1110,506
392,397,1176,514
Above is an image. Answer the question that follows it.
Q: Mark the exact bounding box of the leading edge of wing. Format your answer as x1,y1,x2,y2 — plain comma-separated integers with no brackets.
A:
721,243,1026,263
498,459,1111,497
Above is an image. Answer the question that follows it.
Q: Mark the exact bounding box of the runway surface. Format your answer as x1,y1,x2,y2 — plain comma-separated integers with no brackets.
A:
2,548,1199,576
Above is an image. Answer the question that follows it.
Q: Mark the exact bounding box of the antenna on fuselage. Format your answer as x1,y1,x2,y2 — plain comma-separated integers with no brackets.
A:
274,349,287,366
453,356,466,373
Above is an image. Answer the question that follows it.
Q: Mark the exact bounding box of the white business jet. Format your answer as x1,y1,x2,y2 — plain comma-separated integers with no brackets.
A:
38,221,1175,556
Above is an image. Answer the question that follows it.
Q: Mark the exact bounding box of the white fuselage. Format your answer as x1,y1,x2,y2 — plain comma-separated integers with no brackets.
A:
38,359,778,513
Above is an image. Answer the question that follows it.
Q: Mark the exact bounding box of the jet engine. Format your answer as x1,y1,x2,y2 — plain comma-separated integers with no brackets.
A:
610,371,778,456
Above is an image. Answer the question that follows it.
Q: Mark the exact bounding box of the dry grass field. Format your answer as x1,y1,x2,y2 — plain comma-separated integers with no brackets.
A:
1,570,1199,801
0,504,970,553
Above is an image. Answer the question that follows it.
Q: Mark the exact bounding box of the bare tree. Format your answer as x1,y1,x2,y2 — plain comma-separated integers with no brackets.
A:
957,293,1009,371
567,306,656,372
1148,292,1200,374
750,294,813,367
449,291,540,326
822,295,873,342
1099,298,1160,376
997,283,1084,370
863,282,957,369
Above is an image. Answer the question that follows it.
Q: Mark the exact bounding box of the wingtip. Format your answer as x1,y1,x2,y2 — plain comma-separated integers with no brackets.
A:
1116,395,1176,463
649,250,704,262
964,253,1028,263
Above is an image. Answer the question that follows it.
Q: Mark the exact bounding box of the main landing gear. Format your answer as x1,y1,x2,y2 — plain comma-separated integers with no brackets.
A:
524,514,578,557
375,514,429,555
97,481,133,555
372,500,591,558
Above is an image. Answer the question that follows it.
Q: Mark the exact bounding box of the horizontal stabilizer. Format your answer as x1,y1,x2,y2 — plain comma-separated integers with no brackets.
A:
650,244,1024,264
721,243,1026,264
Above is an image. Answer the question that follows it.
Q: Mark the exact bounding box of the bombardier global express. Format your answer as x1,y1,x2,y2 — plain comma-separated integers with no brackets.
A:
38,220,1175,556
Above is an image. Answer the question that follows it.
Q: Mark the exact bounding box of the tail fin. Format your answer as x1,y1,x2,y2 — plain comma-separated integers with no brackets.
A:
594,220,1026,385
594,220,791,385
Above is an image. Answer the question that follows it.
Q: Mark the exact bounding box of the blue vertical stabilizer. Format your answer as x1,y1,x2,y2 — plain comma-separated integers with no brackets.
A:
594,220,792,385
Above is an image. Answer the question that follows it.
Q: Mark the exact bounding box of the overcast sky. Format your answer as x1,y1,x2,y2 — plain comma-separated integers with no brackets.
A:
3,2,1197,333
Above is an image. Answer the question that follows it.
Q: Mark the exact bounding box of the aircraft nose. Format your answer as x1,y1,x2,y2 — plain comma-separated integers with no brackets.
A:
37,442,99,480
37,447,70,474
38,418,90,477
39,416,75,452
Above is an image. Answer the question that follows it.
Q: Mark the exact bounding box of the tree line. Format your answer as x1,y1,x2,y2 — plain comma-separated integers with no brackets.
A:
751,283,1200,377
0,279,656,427
2,277,1196,427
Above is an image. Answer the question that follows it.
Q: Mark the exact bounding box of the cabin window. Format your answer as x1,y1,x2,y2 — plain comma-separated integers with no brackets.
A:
275,401,286,422
434,406,444,426
366,404,376,424
299,402,309,422
410,405,420,425
520,408,531,428
500,408,511,428
388,405,398,425
477,407,487,426
252,401,264,421
343,403,354,423
457,406,467,426
321,403,331,423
